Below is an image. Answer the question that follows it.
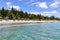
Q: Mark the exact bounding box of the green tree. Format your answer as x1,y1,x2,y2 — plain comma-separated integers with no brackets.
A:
8,13,15,20
1,7,6,19
50,16,55,20
19,11,24,18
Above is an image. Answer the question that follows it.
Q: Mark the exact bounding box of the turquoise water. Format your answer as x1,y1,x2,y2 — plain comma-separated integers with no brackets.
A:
0,22,60,40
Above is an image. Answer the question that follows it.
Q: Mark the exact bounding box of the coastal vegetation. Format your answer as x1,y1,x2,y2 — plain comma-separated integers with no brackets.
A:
0,7,60,20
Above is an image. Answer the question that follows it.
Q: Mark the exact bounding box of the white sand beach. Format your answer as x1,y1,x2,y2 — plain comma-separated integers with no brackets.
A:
0,20,59,25
0,20,59,28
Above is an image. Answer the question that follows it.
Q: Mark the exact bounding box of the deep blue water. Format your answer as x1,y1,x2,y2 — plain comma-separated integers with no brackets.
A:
0,22,60,40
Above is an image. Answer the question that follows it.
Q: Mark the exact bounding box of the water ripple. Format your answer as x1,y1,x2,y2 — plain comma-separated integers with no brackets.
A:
0,23,60,40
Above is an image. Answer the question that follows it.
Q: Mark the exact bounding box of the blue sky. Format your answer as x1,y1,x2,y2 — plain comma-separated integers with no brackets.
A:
0,0,60,17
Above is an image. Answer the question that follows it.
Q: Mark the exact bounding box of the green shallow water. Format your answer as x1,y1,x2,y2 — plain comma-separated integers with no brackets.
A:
0,22,60,40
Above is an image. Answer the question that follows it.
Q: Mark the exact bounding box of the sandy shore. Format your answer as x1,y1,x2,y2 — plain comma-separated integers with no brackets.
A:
0,20,60,28
0,20,59,25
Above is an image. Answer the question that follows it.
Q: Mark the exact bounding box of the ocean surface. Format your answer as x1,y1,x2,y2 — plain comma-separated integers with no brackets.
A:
0,22,60,40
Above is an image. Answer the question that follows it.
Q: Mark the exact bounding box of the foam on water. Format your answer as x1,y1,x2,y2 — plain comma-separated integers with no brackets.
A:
0,22,60,40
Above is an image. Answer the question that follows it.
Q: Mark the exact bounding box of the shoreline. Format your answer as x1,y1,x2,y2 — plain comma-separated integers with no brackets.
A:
0,20,60,25
0,20,60,28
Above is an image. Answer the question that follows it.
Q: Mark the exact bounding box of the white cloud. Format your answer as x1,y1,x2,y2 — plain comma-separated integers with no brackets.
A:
42,10,58,14
19,0,22,1
27,10,58,16
6,2,11,5
36,2,48,9
6,2,20,10
31,2,48,9
28,12,40,15
50,2,60,8
50,0,60,8
11,6,20,10
41,10,58,16
28,10,58,15
51,10,58,14
54,0,60,2
26,0,34,4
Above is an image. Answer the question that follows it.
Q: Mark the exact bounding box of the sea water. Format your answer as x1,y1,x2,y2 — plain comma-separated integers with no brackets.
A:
0,22,60,40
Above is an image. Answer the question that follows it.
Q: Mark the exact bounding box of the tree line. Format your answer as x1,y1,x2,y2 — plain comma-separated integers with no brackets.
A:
0,7,60,20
